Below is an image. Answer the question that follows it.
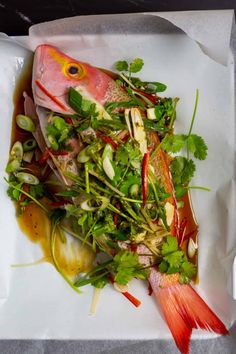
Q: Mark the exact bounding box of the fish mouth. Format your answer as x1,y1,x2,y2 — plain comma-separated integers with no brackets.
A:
35,79,68,111
33,45,69,112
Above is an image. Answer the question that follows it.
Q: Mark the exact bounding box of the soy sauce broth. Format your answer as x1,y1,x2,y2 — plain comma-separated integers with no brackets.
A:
11,60,95,277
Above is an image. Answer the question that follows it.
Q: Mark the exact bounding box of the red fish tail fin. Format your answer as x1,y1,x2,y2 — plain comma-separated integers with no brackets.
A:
153,281,229,354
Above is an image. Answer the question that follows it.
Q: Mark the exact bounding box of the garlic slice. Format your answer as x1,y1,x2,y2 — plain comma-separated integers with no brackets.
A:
130,108,147,155
147,108,156,120
165,202,175,226
187,238,198,258
103,156,115,180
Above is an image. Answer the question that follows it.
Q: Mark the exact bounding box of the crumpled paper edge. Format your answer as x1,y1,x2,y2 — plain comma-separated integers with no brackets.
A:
152,10,234,66
27,10,234,66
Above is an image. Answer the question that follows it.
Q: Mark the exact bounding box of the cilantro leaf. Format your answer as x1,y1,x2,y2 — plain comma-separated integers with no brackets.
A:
179,261,197,284
160,236,196,284
181,261,196,279
29,183,46,199
113,250,149,285
174,185,187,199
161,235,178,255
129,58,144,73
115,142,141,166
187,134,208,160
115,60,129,72
159,260,169,273
162,134,187,153
120,173,141,196
164,250,184,268
7,182,23,201
170,157,196,185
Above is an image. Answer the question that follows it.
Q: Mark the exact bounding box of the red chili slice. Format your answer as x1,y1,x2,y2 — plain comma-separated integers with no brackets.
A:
96,131,118,150
64,117,73,125
122,291,141,308
178,217,188,246
109,275,141,308
133,88,158,105
38,148,69,165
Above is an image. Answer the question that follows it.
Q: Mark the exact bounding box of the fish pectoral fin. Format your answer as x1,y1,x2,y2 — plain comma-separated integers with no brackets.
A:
153,281,229,354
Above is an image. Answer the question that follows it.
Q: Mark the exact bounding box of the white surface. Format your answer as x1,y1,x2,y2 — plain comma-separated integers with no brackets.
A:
0,12,235,339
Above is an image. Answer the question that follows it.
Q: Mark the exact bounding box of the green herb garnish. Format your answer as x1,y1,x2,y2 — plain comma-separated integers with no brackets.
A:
159,236,196,283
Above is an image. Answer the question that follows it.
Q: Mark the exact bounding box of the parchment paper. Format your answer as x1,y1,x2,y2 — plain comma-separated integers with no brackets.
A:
0,11,235,342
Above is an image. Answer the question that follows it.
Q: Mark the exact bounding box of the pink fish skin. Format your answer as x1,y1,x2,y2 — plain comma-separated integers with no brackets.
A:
32,44,129,114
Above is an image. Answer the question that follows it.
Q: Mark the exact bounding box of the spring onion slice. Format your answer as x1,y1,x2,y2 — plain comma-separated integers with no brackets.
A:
16,114,36,132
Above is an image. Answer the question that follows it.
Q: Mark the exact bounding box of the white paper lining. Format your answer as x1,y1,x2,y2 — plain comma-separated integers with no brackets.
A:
0,10,235,339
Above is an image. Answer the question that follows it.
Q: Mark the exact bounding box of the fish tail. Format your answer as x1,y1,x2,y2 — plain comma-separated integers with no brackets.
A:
152,280,229,354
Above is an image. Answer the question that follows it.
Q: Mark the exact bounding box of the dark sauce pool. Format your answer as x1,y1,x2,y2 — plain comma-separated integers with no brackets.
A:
11,59,94,276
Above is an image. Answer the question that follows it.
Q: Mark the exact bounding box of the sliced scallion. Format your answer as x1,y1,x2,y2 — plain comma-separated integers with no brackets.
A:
16,114,36,132
48,135,59,150
15,172,39,185
77,147,91,163
5,159,21,173
77,193,109,211
23,139,37,152
10,141,23,160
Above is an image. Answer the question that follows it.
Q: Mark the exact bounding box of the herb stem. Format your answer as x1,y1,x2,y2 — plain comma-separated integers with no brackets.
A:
188,89,199,137
60,225,93,248
169,97,179,129
188,185,211,192
121,197,155,203
85,163,90,193
89,170,125,197
119,73,136,89
83,218,97,245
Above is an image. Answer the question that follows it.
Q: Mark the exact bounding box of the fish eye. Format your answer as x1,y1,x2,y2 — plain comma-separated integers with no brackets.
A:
66,63,85,79
68,66,78,75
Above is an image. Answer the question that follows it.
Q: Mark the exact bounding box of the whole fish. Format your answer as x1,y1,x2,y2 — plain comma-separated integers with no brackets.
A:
30,45,229,354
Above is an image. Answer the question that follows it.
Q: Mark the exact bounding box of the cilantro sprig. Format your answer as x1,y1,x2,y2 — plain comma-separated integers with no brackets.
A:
162,90,208,197
75,250,149,288
162,133,207,160
115,58,144,75
159,236,196,284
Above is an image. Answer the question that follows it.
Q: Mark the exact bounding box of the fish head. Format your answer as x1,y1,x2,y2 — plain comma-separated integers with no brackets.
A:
32,44,129,114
